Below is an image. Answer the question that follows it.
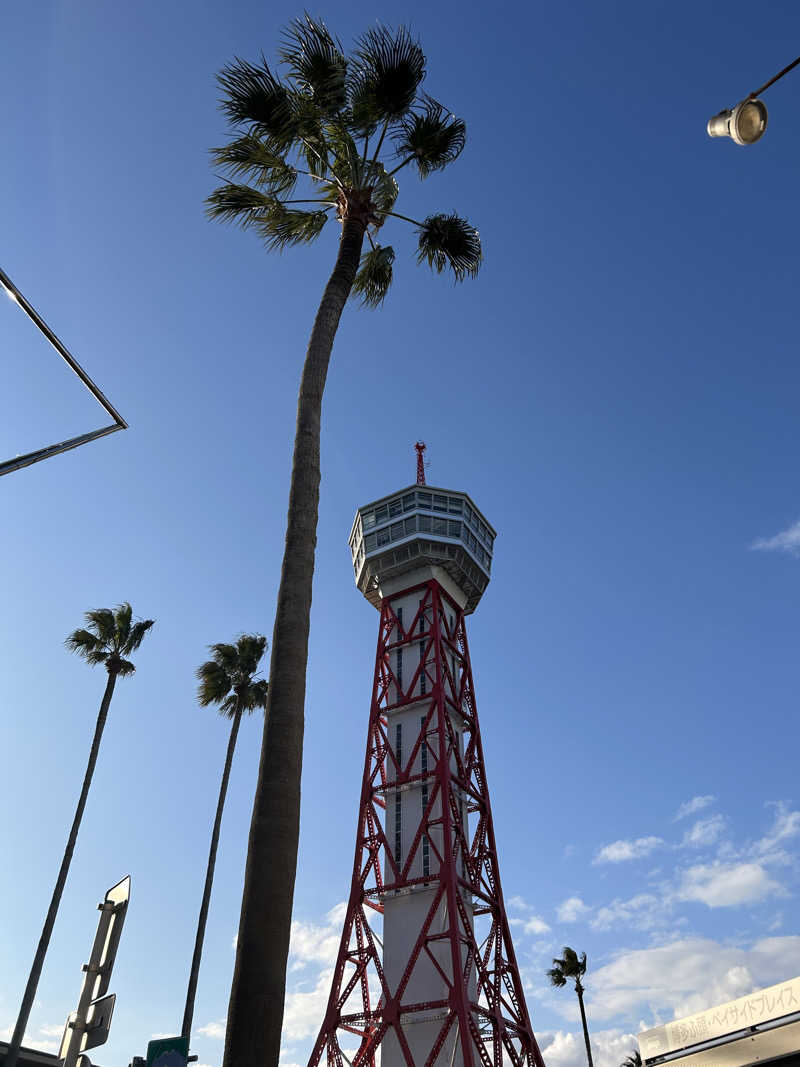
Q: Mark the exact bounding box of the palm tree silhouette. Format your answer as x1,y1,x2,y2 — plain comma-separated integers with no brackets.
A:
7,603,153,1067
181,634,268,1043
208,17,482,1066
547,946,594,1067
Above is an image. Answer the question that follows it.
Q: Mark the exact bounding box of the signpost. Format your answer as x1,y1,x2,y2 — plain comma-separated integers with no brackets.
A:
59,877,130,1067
145,1036,189,1067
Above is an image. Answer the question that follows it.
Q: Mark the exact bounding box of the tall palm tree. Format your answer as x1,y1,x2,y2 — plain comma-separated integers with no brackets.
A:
6,603,154,1067
208,17,482,1067
548,947,594,1067
181,634,269,1043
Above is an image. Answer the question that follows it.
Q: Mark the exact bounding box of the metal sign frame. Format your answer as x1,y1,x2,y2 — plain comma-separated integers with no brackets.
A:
0,265,127,477
59,876,130,1067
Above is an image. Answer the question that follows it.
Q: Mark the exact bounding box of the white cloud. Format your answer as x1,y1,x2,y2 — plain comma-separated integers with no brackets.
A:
586,936,800,1025
674,796,716,822
282,967,336,1041
539,1028,639,1067
38,1024,65,1038
0,1023,63,1054
755,804,800,860
681,814,726,848
524,915,551,935
590,894,665,932
594,837,664,864
197,1021,226,1040
508,895,528,911
289,902,347,970
557,896,591,922
751,519,800,556
676,861,782,908
33,1040,59,1055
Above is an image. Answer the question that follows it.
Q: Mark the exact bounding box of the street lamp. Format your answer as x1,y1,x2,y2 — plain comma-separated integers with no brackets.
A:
707,98,768,145
707,53,800,145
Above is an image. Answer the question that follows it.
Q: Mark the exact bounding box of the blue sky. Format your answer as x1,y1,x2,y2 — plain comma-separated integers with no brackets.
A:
2,3,800,1067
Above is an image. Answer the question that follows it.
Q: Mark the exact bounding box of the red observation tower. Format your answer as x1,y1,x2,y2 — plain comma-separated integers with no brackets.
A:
307,460,545,1067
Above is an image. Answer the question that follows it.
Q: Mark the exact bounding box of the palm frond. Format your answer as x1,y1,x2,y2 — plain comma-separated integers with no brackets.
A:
114,602,132,648
208,642,240,677
65,628,107,665
85,608,115,645
198,633,268,715
547,966,568,987
366,162,398,219
220,693,239,718
288,91,332,176
116,658,136,677
126,618,155,654
395,96,466,177
416,213,481,281
254,202,329,251
218,57,295,145
327,124,365,186
280,15,347,115
349,25,425,125
235,634,268,678
351,245,394,307
197,659,233,707
242,678,269,713
211,136,299,195
205,183,280,227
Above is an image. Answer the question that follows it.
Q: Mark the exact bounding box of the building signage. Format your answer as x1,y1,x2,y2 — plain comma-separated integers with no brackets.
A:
639,975,800,1061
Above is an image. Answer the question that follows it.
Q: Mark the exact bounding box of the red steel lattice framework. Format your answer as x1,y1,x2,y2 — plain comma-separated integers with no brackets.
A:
307,578,545,1067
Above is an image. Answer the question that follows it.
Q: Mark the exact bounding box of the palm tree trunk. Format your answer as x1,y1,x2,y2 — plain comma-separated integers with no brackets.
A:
222,215,366,1067
182,703,243,1042
576,981,594,1067
6,669,118,1067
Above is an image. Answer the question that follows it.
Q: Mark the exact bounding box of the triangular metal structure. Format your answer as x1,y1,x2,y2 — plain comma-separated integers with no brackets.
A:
1,266,126,477
308,577,545,1067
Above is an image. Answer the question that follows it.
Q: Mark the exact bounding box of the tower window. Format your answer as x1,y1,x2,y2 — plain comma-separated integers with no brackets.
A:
421,717,430,877
395,790,402,865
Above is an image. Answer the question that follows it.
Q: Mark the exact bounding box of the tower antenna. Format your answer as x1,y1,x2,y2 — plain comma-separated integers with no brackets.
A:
414,441,426,486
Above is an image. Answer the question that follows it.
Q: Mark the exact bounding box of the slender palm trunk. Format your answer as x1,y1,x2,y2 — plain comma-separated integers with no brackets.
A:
575,980,594,1067
223,216,366,1067
182,703,243,1041
6,670,118,1067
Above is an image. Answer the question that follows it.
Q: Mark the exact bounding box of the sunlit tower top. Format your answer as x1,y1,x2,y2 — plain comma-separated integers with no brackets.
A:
348,451,496,615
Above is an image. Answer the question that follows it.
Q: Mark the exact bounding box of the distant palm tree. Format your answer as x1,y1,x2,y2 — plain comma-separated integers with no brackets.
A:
548,947,594,1067
621,1049,642,1067
181,634,269,1043
6,603,154,1067
208,17,481,1067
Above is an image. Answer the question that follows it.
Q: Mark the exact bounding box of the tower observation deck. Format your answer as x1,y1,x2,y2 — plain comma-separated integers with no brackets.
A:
308,473,543,1067
349,483,495,613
